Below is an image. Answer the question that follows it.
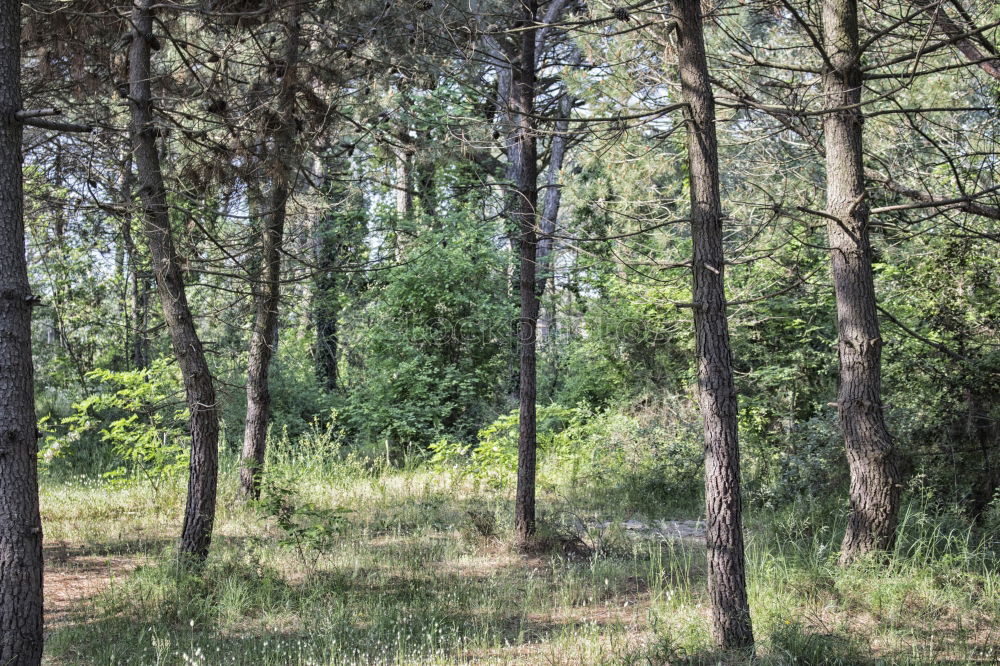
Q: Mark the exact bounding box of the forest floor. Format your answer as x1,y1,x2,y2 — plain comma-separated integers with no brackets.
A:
39,464,1000,665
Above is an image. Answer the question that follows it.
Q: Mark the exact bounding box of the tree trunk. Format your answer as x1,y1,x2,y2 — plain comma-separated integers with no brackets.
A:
240,0,302,500
129,0,219,563
313,167,345,393
535,79,573,351
394,147,413,219
118,155,150,371
314,252,340,391
820,0,902,565
0,0,45,661
674,0,754,651
535,80,573,295
512,0,540,543
965,386,999,520
417,162,437,219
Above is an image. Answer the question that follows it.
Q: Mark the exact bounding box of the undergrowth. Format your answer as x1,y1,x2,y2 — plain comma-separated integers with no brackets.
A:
40,440,1000,665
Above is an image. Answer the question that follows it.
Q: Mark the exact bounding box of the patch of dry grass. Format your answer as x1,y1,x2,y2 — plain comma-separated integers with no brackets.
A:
39,464,1000,665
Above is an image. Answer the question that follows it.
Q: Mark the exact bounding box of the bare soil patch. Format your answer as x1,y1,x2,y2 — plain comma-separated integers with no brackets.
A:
44,543,143,632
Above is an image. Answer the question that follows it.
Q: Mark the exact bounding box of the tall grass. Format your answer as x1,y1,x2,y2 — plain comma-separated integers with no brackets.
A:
40,430,1000,665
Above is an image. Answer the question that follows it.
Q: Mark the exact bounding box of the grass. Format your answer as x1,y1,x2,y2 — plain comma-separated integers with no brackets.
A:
40,454,1000,665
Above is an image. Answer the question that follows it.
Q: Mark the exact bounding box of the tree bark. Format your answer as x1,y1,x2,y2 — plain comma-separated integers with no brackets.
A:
0,0,45,660
129,0,219,562
240,0,302,500
821,0,902,564
512,0,540,543
914,0,1000,80
674,0,754,651
313,171,344,393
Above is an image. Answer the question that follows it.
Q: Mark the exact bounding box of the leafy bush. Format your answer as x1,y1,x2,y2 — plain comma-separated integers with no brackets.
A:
42,358,188,488
340,216,509,453
432,398,704,516
253,472,347,572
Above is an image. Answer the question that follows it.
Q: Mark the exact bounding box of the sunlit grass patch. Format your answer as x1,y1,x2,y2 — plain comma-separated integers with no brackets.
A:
40,458,1000,665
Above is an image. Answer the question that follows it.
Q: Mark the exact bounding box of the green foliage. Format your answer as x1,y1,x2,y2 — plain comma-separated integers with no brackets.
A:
43,463,1000,665
43,358,189,488
342,212,509,452
252,473,347,572
430,399,703,516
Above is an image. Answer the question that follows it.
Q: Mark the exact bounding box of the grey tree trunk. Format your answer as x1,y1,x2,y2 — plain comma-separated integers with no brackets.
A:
821,0,902,565
536,78,574,295
129,0,219,562
239,0,302,501
0,0,44,660
535,80,574,349
117,155,150,371
512,0,540,543
674,0,754,651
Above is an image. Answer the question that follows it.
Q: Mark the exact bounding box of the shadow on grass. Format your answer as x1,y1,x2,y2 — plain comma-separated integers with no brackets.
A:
46,532,705,665
46,537,174,561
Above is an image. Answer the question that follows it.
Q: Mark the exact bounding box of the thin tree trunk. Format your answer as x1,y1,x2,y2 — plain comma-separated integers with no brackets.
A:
674,0,754,651
314,294,339,391
417,162,436,219
535,82,573,295
118,154,151,371
535,80,574,349
0,0,44,660
821,0,902,564
512,0,540,543
129,0,219,562
240,0,302,500
965,386,998,520
395,148,413,218
312,162,345,393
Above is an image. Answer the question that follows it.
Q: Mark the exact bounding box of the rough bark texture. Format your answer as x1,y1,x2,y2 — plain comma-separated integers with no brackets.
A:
239,0,302,501
512,0,540,543
821,0,902,565
129,0,219,562
674,0,754,651
534,93,567,346
0,1,45,661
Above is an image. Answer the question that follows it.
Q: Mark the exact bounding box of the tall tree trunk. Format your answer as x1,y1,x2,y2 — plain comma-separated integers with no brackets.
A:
313,205,339,392
118,154,151,371
821,0,902,565
394,148,413,219
535,79,574,349
240,0,302,500
0,0,44,661
129,0,219,562
674,0,754,651
512,0,540,543
314,293,339,391
313,163,344,393
536,82,573,295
